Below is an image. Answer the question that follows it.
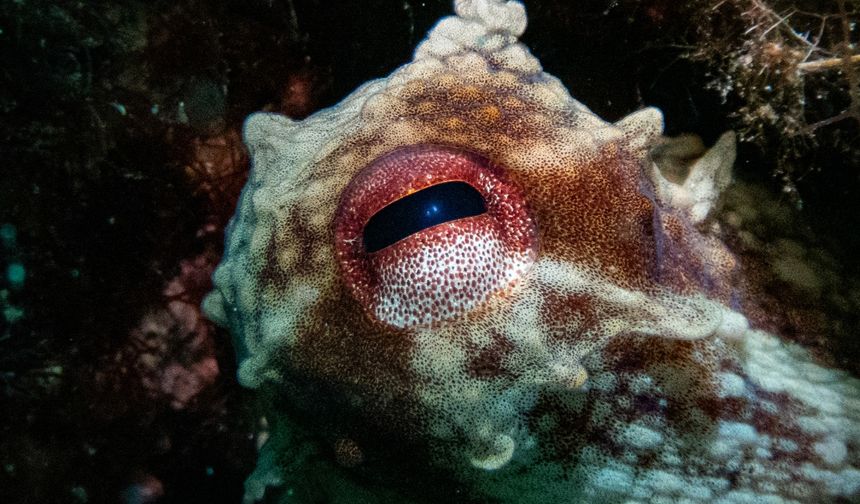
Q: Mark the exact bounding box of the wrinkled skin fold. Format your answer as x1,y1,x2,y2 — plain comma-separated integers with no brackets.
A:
204,1,860,502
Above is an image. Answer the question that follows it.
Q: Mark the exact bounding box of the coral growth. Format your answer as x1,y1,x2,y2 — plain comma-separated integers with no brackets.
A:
688,0,860,201
107,254,220,410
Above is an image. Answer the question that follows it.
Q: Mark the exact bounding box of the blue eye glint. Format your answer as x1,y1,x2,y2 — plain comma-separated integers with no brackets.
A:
362,182,487,253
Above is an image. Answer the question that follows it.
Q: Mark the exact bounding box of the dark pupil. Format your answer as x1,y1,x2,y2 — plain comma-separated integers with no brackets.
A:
362,181,487,253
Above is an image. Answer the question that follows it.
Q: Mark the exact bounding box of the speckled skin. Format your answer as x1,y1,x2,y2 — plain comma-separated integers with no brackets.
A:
204,1,860,502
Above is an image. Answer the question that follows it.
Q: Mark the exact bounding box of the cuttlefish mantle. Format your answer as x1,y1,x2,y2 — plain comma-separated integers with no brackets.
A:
204,1,860,503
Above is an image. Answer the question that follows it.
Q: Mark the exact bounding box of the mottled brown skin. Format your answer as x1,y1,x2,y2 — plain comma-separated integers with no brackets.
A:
207,2,859,501
251,74,738,485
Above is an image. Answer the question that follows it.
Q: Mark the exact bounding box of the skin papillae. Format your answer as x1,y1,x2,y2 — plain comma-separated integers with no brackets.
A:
204,0,860,502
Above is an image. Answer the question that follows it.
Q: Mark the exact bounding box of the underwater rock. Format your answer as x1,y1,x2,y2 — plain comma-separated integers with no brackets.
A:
204,0,860,502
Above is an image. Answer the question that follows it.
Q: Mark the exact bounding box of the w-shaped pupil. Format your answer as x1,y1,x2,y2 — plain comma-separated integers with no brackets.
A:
362,182,487,253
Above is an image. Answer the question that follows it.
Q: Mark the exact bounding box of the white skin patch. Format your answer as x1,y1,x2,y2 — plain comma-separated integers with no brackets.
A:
374,225,527,328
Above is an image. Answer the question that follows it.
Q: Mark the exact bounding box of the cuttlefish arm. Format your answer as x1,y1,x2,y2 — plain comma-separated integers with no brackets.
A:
205,0,860,502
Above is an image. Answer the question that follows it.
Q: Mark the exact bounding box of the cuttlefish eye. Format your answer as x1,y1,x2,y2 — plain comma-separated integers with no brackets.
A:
334,144,538,329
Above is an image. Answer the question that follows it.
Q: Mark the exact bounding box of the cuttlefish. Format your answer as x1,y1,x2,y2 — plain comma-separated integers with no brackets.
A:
204,1,860,502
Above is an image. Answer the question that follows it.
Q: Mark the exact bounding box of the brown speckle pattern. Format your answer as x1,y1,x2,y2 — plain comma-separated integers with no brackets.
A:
204,1,860,502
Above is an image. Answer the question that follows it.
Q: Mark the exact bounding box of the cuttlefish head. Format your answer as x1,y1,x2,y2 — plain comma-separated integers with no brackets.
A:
206,0,742,477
